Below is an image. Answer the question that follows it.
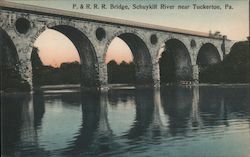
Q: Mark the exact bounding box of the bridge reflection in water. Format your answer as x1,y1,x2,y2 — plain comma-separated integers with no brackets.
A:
2,85,250,157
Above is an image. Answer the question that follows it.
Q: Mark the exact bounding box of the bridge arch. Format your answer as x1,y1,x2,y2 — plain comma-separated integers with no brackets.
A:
0,27,19,68
104,31,153,85
159,38,193,83
196,43,221,68
32,24,99,87
0,27,31,90
228,41,242,55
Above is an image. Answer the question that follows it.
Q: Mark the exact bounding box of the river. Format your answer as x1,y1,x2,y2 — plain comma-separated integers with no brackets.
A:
1,85,250,157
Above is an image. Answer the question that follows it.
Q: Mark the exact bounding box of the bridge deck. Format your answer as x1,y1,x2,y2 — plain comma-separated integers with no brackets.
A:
0,1,212,38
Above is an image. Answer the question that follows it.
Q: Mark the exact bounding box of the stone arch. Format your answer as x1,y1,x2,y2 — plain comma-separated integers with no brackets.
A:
228,41,241,55
157,37,194,63
159,38,193,83
104,31,153,85
0,27,30,91
32,24,99,87
0,27,19,69
196,43,221,68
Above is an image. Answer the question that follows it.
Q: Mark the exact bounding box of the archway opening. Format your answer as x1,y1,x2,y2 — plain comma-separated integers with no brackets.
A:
197,43,221,71
159,39,192,84
105,37,135,84
196,43,221,83
32,25,99,88
105,33,153,85
0,28,30,91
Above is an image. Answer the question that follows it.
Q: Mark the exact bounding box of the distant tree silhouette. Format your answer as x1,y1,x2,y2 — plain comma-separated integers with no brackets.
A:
31,47,81,86
31,47,43,86
107,60,118,83
32,61,81,86
59,61,80,84
107,60,135,84
31,47,43,68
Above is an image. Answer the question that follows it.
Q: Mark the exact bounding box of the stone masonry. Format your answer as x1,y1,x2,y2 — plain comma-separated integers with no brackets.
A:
0,1,235,89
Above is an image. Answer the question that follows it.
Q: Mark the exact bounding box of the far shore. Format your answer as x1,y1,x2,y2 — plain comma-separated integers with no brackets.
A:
1,83,250,94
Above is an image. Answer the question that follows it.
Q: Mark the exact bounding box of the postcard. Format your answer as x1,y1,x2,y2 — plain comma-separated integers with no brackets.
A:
1,0,249,157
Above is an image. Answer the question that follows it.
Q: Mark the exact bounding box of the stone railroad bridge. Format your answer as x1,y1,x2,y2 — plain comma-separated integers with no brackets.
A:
0,1,235,89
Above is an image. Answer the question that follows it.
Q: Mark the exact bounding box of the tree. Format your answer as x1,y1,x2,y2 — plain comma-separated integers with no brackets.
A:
107,60,135,84
31,47,44,86
200,40,250,83
31,47,43,69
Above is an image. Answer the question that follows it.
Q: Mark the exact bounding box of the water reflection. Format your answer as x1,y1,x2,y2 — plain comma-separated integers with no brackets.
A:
125,88,154,139
2,94,30,156
2,85,250,157
108,89,136,136
64,90,111,156
161,86,193,135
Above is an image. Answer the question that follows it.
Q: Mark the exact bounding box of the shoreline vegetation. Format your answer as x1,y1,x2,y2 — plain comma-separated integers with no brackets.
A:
199,40,249,83
1,40,249,92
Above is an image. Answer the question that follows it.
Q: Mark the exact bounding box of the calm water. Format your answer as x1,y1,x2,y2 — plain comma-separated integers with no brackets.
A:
2,85,250,157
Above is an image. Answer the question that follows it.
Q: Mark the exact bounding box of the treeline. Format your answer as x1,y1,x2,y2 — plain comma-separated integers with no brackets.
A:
32,47,136,86
200,40,250,83
9,39,248,90
32,47,80,86
107,60,135,84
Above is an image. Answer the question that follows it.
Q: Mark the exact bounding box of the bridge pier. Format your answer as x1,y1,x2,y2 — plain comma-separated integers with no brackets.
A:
19,56,33,89
192,65,199,84
152,60,160,87
98,61,108,89
3,27,34,90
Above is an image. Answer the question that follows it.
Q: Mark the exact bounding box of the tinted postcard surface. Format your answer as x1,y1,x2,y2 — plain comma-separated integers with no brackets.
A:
1,0,249,157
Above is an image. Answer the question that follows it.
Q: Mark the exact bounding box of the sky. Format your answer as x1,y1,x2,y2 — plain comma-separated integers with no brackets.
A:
7,0,249,67
34,30,133,66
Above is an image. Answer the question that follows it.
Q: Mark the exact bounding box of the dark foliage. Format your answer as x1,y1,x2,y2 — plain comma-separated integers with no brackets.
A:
31,47,43,86
31,48,80,86
32,62,81,86
200,40,250,83
107,60,135,84
32,48,136,86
